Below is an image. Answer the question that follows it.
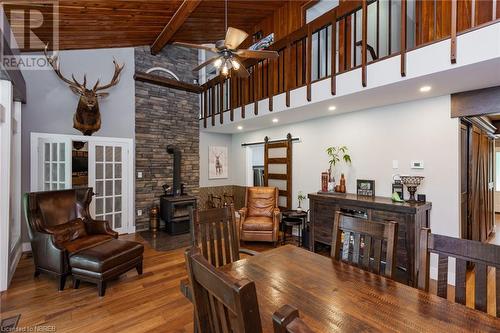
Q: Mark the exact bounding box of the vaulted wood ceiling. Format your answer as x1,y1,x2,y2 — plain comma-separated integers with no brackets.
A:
5,0,291,52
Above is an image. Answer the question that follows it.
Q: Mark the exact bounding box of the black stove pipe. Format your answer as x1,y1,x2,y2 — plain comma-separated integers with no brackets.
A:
167,145,181,196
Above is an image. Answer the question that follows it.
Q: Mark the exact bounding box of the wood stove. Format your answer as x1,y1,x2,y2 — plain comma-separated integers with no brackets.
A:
160,195,196,235
160,145,196,235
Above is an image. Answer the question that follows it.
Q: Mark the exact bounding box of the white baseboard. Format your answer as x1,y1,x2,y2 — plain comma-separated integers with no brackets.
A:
22,242,31,252
7,243,22,287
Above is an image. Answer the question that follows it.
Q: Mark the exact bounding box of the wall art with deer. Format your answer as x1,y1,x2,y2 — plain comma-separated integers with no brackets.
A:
44,45,124,136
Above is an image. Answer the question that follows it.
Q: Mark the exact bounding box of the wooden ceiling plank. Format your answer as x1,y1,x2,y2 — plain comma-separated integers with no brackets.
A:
151,0,202,55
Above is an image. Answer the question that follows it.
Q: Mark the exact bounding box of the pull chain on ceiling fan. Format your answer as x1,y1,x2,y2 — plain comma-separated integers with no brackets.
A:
173,0,279,78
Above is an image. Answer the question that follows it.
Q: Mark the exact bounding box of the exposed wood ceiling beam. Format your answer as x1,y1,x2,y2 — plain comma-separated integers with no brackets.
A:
151,0,202,55
134,71,202,94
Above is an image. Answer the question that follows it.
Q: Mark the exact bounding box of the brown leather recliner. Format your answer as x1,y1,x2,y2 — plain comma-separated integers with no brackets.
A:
23,188,118,290
239,187,280,245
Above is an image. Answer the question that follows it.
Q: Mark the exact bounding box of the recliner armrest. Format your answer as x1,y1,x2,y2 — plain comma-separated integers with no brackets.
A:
31,230,68,273
84,218,119,238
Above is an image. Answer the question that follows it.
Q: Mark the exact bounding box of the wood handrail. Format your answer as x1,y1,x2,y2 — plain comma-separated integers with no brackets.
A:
198,0,497,125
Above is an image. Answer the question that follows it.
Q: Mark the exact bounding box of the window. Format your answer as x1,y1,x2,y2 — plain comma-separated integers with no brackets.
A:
305,0,339,24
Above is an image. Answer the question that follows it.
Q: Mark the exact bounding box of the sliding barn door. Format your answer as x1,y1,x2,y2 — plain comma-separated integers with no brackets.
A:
37,137,72,191
88,142,129,234
264,134,292,210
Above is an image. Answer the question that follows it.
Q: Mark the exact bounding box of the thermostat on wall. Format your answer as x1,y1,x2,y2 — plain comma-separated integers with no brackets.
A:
411,160,424,169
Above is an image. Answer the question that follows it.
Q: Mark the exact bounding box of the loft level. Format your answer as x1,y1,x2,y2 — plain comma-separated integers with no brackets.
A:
199,0,500,129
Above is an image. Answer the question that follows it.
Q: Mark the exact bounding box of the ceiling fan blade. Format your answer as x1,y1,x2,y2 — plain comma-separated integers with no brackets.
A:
173,42,218,53
224,27,249,50
236,49,279,59
192,56,220,72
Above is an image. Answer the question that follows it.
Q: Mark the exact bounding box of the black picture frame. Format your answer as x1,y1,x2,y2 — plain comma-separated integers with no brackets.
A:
357,179,375,197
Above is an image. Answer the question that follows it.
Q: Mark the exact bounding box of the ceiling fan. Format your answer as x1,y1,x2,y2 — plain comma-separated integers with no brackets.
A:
173,0,278,78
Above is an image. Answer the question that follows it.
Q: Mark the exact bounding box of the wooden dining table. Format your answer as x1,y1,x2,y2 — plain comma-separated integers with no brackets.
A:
220,245,500,332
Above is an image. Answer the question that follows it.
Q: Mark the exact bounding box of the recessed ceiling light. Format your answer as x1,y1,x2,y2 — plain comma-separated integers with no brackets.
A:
328,105,337,111
272,118,279,123
237,125,243,130
420,85,431,93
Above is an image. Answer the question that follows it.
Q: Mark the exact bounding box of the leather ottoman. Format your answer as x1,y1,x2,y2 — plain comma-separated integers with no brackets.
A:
69,239,144,296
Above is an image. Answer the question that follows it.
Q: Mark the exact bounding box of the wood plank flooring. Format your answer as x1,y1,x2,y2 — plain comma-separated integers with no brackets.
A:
0,234,497,332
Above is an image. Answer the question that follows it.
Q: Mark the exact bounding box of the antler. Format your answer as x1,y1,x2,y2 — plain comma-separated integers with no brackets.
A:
93,59,125,92
44,44,87,93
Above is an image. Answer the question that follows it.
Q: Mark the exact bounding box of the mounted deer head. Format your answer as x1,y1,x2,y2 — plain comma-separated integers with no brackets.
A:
44,45,124,136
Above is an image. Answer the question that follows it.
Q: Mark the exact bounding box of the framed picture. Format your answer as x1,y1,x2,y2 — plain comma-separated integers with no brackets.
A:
357,179,375,197
209,146,228,179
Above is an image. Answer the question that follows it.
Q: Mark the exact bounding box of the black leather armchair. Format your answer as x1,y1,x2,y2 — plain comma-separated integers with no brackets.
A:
23,187,118,290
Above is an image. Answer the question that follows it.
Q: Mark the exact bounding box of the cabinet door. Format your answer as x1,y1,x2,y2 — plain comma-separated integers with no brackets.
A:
37,137,71,191
89,142,128,234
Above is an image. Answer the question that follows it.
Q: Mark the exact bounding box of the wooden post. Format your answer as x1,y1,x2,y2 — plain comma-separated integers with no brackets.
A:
306,26,312,102
254,65,259,115
268,58,274,111
401,0,407,77
362,0,368,87
203,89,207,128
285,41,291,107
211,86,215,126
451,0,457,64
331,11,337,95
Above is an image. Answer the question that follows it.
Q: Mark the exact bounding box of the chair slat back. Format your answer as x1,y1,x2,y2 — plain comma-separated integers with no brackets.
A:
185,247,263,333
190,205,240,267
331,212,398,278
418,228,500,317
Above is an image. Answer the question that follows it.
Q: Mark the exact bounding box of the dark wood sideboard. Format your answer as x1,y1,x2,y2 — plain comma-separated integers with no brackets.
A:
308,193,432,286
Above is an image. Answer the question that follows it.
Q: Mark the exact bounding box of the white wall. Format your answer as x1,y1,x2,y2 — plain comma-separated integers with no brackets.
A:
228,95,460,239
199,132,234,187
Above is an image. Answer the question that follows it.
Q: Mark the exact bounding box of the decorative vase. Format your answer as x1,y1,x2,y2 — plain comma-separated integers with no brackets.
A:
400,176,424,202
150,205,159,233
339,174,346,193
328,168,335,192
296,207,302,213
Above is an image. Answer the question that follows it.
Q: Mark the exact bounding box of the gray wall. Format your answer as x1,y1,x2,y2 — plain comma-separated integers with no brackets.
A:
21,47,136,241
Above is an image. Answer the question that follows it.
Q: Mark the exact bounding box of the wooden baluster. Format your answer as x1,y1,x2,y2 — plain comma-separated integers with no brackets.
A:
211,86,215,126
254,64,259,115
208,222,216,266
268,58,274,111
240,77,245,119
331,13,337,95
219,81,223,124
362,0,368,87
306,26,312,102
352,233,361,265
451,0,457,64
203,89,207,128
286,41,291,107
229,77,234,122
401,0,407,77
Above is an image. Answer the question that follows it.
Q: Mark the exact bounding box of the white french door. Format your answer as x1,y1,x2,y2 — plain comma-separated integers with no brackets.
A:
88,142,129,234
37,137,72,190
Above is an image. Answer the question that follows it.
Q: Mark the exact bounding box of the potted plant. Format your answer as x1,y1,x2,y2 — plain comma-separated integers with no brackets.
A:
297,191,306,212
326,146,352,191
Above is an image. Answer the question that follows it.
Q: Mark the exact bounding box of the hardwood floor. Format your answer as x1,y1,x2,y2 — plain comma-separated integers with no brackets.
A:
0,235,275,333
1,234,497,332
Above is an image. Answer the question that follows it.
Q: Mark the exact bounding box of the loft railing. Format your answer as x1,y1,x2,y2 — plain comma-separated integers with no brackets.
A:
199,0,500,128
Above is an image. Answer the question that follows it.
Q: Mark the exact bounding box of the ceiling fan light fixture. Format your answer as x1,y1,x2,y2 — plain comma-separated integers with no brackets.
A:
231,58,240,70
221,62,229,76
214,58,223,68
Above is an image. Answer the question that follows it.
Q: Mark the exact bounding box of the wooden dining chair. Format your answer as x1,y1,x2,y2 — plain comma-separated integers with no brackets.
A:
185,247,315,333
418,228,500,317
331,211,398,278
273,305,315,333
181,206,258,302
185,246,263,333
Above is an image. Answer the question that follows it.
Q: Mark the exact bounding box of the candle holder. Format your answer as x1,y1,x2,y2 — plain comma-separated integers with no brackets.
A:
400,176,424,202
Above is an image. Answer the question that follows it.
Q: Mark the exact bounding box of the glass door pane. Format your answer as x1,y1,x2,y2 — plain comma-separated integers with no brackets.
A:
38,138,71,191
89,142,127,233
